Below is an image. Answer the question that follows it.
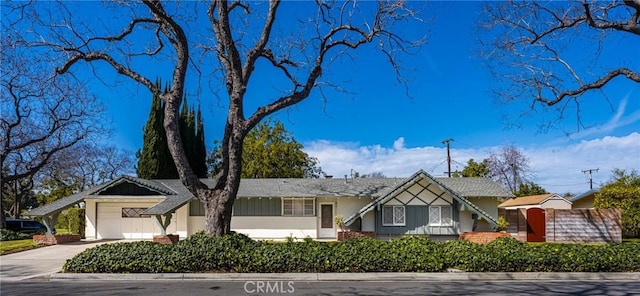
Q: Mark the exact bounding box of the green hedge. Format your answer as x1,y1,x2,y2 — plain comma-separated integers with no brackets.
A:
62,234,640,273
0,229,33,241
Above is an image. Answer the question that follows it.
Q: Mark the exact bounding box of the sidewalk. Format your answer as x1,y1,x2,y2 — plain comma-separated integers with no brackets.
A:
49,272,640,282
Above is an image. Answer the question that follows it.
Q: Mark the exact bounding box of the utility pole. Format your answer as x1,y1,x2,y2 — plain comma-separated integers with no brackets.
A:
582,168,599,189
442,138,454,178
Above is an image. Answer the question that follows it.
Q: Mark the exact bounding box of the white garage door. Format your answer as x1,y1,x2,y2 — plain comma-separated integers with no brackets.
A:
97,202,162,239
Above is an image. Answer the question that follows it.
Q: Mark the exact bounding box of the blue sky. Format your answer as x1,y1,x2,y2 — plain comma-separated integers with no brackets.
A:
21,1,638,194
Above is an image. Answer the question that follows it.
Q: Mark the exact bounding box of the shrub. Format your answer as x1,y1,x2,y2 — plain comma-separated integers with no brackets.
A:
62,234,640,273
0,229,32,241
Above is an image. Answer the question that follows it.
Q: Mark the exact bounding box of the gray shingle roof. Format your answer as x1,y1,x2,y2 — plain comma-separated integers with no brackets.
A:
438,178,515,198
142,178,400,215
23,191,87,216
26,173,513,217
24,176,180,217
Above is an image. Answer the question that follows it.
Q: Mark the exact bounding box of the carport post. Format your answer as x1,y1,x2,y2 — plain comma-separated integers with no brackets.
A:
154,213,172,236
41,212,59,235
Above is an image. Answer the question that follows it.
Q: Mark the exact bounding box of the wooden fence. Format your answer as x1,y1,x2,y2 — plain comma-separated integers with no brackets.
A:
499,208,622,243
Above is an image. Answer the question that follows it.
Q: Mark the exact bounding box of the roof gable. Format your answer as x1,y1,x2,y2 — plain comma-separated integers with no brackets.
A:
343,170,500,227
93,176,176,196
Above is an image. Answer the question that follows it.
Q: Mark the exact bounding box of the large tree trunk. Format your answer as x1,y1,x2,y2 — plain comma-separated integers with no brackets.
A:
202,118,246,236
202,189,235,236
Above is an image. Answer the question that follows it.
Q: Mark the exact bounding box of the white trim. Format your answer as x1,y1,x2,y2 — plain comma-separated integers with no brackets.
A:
429,205,452,226
318,202,335,238
382,205,405,226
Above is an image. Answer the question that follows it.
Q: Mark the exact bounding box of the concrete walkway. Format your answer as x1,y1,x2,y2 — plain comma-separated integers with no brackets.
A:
50,272,640,282
0,240,120,282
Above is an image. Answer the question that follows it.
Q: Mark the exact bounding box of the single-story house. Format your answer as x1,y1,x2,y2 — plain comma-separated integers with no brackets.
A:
498,193,572,210
25,169,513,241
569,189,599,209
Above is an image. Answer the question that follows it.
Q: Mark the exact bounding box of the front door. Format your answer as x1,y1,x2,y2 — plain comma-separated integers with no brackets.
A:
319,203,335,238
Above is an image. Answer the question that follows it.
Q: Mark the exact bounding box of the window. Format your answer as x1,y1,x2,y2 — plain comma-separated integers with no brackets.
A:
282,198,315,216
382,206,405,226
122,208,147,218
429,206,452,226
189,200,205,216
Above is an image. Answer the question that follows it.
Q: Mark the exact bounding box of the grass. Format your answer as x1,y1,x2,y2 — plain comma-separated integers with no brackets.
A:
0,239,38,255
623,238,640,243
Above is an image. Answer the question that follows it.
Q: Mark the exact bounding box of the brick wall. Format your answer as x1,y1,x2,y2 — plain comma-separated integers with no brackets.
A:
33,234,81,246
153,234,180,244
459,232,511,244
338,231,376,241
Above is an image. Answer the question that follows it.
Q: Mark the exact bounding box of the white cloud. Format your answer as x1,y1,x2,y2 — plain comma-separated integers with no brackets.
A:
567,92,640,141
392,137,405,150
304,132,640,195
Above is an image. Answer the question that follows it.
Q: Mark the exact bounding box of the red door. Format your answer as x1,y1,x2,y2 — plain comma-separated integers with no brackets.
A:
526,208,546,242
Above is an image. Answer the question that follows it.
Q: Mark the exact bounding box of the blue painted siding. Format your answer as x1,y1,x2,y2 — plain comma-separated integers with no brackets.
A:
375,203,460,236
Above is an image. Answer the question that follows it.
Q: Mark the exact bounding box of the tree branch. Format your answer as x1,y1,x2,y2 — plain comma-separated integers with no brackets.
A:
536,67,640,105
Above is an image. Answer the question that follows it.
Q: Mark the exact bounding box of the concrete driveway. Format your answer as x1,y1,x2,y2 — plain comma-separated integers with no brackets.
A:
0,240,121,282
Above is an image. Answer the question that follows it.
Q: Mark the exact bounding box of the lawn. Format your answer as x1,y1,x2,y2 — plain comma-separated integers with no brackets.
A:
0,239,37,255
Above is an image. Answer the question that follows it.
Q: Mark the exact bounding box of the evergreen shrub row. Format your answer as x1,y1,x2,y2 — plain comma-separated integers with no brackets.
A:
0,229,33,241
62,232,640,273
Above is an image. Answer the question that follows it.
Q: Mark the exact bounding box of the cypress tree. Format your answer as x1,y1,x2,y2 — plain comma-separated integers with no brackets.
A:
137,84,208,179
194,106,208,177
136,80,165,178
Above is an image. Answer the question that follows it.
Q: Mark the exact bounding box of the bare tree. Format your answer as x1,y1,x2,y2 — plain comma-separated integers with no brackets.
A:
480,1,639,129
11,0,425,236
487,145,531,194
0,33,105,226
33,144,135,208
42,144,136,191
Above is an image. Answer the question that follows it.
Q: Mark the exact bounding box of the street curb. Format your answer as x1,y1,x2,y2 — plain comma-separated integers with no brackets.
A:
48,272,640,282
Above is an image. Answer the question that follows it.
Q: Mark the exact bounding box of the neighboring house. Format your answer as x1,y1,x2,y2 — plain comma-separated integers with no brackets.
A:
569,189,599,209
498,193,572,210
25,169,513,241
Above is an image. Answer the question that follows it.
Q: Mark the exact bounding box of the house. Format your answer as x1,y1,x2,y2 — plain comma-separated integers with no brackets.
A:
498,193,572,210
569,189,599,209
25,169,513,241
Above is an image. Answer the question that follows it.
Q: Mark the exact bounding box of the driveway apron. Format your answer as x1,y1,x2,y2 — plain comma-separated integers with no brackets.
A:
0,240,120,282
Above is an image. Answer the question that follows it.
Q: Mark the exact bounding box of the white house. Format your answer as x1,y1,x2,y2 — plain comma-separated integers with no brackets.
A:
26,170,513,241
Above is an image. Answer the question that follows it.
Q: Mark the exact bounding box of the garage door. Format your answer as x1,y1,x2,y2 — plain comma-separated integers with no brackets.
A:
97,202,162,239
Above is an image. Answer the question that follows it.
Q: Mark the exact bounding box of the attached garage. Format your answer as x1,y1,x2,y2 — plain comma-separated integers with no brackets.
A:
96,202,168,239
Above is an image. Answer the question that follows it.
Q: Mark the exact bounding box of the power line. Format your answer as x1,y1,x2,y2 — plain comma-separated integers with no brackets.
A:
582,168,599,189
427,159,447,174
536,182,589,187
